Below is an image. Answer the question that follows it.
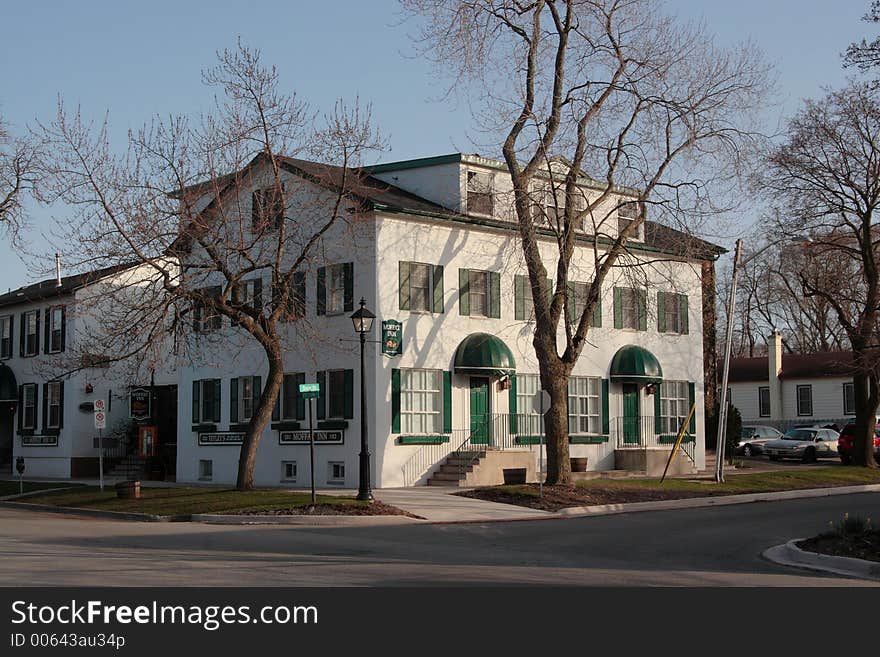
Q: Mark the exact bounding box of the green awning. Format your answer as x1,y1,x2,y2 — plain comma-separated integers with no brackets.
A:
610,345,663,384
0,362,17,402
453,333,516,376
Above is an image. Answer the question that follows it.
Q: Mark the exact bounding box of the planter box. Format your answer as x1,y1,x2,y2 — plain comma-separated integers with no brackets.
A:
115,480,141,499
570,457,589,472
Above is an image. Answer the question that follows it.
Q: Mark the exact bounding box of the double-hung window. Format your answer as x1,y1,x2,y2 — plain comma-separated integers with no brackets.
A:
400,369,443,434
658,292,688,334
843,382,855,415
460,269,500,318
48,306,64,353
567,376,601,435
20,383,37,431
233,279,263,311
252,185,284,232
466,170,494,215
660,380,690,435
46,381,63,429
192,379,221,425
399,262,444,313
758,386,771,417
231,376,261,424
516,374,544,436
193,287,222,332
0,315,12,359
316,370,354,421
317,263,353,315
567,281,602,327
617,200,644,241
797,385,813,416
22,310,39,356
614,287,646,331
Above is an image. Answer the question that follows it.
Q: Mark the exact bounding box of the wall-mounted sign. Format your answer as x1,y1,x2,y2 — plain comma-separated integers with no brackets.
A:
279,430,343,445
138,425,157,457
382,320,402,356
198,432,245,446
21,435,58,447
130,388,151,420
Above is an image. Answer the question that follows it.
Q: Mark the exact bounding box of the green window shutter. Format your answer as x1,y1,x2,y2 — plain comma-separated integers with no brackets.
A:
343,262,354,312
58,382,64,429
489,271,501,318
60,306,66,351
43,309,49,355
654,382,662,433
391,369,401,434
613,288,623,329
253,375,262,411
316,371,326,419
16,385,23,432
399,261,411,310
18,314,24,357
509,374,518,434
230,378,239,424
432,264,444,313
592,292,602,328
213,379,222,423
296,373,306,420
316,267,326,315
458,269,470,316
657,292,667,333
514,275,525,320
192,381,200,424
41,383,47,430
272,380,281,422
638,289,648,331
601,379,610,435
680,294,689,334
344,369,354,419
688,382,696,433
443,370,452,433
566,282,575,324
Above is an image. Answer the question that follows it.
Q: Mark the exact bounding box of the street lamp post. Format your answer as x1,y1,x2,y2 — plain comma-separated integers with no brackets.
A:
350,298,375,502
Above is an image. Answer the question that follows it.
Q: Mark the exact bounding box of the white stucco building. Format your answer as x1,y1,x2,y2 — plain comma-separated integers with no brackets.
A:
728,331,856,429
0,263,177,478
173,152,722,488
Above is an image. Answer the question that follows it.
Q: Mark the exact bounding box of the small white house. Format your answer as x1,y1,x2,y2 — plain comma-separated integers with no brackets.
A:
728,331,856,430
173,152,723,488
0,263,177,478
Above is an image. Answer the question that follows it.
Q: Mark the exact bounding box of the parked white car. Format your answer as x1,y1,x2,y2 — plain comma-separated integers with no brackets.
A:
762,426,840,463
738,425,783,456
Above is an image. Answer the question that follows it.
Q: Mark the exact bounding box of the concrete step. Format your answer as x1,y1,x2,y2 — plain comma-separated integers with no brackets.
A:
430,471,467,482
427,478,464,486
436,464,474,475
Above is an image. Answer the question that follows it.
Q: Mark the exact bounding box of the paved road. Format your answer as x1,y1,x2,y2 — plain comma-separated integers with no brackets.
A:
1,493,878,586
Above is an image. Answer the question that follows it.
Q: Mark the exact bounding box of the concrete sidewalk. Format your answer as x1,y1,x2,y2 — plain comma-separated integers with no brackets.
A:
374,487,552,522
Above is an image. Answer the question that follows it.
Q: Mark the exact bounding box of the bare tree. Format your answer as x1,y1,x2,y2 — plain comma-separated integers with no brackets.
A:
845,1,880,77
38,42,384,489
0,115,41,239
400,0,769,483
761,83,880,468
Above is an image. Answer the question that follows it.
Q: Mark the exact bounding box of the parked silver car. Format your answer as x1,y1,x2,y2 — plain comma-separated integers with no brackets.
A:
738,425,783,456
762,426,840,463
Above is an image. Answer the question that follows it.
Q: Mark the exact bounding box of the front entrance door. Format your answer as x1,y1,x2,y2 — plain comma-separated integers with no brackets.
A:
0,405,12,472
622,383,640,444
469,377,491,445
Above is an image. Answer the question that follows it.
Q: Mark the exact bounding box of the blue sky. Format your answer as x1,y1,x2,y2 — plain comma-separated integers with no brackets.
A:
0,0,867,289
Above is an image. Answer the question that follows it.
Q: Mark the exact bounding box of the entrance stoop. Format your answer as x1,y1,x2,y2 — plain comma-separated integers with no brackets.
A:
614,448,697,477
427,450,538,487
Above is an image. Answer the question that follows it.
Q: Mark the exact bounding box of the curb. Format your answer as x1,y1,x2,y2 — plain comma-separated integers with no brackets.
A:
191,514,425,526
0,500,183,522
0,486,83,502
763,539,880,582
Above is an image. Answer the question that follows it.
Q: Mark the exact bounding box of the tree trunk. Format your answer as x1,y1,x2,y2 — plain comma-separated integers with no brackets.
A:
539,353,571,485
236,347,284,489
852,368,879,468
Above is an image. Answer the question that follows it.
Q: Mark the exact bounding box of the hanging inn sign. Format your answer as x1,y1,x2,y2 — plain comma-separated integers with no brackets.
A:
382,320,402,356
129,387,151,420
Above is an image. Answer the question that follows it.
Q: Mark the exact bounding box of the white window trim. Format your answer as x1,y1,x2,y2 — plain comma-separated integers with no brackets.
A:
23,310,39,356
468,269,492,318
567,376,601,435
0,315,12,359
327,461,345,485
466,170,494,216
516,374,545,436
48,306,64,353
407,262,434,314
21,383,37,430
238,376,256,423
281,460,297,482
660,380,690,435
758,386,771,418
198,459,213,481
619,287,642,331
843,382,855,416
326,264,346,316
796,385,813,416
46,381,62,429
400,368,443,435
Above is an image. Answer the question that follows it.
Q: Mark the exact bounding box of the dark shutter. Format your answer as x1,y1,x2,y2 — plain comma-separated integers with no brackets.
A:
41,383,47,431
282,374,293,420
592,291,602,328
253,279,263,312
613,288,622,329
18,314,24,356
213,379,222,423
251,191,261,229
343,262,354,312
458,269,470,316
253,376,262,418
230,378,239,424
192,381,200,424
399,261,411,311
432,264,444,314
654,382,663,433
601,379,609,435
295,372,306,420
657,292,667,333
343,369,354,419
58,382,64,429
638,289,648,331
59,306,66,352
443,371,452,433
316,371,326,419
17,385,23,432
391,369,401,434
6,312,13,358
193,299,202,332
680,294,689,334
272,385,280,422
43,309,50,354
514,275,525,320
489,272,501,318
566,282,575,324
316,267,326,315
34,310,41,355
688,382,696,433
509,374,518,434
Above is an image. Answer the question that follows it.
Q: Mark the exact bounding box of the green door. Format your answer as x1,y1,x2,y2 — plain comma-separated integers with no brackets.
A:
470,377,491,445
622,383,640,444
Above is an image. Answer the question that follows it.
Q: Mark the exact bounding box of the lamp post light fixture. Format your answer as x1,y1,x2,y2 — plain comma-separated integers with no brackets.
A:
350,298,376,502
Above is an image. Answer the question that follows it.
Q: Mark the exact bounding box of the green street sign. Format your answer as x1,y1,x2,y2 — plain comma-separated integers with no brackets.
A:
299,382,320,399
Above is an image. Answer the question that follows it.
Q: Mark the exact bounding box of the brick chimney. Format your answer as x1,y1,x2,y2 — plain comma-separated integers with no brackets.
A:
768,331,784,420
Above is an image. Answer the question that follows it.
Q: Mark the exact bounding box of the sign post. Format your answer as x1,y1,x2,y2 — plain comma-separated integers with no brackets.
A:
15,457,25,495
299,383,321,506
533,390,551,498
94,397,107,492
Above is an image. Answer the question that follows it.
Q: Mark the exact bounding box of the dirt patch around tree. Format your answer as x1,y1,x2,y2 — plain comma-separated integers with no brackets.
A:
230,501,421,518
457,484,713,511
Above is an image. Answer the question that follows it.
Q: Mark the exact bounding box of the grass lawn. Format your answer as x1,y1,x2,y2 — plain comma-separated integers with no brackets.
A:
459,467,880,511
16,486,413,517
0,481,83,497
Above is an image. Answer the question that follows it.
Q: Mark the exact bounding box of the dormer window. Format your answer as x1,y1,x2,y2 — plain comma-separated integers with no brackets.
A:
466,171,494,216
617,200,644,241
252,185,285,232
